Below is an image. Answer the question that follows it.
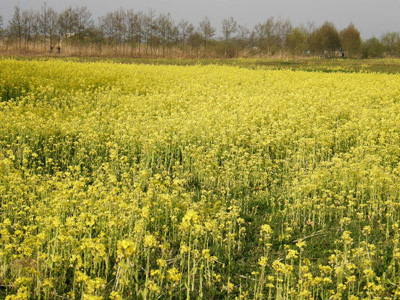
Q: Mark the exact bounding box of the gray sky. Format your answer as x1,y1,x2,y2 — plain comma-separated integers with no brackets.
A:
1,0,399,39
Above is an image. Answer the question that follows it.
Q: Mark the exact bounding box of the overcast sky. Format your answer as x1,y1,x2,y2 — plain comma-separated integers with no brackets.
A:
1,0,399,39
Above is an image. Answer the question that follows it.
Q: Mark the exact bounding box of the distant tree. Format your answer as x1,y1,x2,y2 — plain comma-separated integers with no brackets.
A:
170,22,179,55
178,19,190,54
126,10,145,55
184,23,199,55
58,7,79,47
75,7,94,42
286,27,307,56
38,3,60,49
21,10,38,48
381,32,400,56
264,18,276,55
98,14,111,45
47,8,59,46
6,3,400,59
58,6,93,48
39,3,51,48
221,16,237,57
144,9,157,55
252,17,275,57
0,15,3,39
235,24,250,54
361,37,384,58
187,30,202,56
198,16,215,56
115,9,127,46
157,13,175,56
95,17,106,52
252,23,265,57
310,21,341,55
304,20,316,35
340,24,361,57
307,31,318,53
274,18,292,51
29,11,41,48
99,9,126,47
8,5,23,48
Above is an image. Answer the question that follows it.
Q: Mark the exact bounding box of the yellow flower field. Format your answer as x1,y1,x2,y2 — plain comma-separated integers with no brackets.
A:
1,59,400,299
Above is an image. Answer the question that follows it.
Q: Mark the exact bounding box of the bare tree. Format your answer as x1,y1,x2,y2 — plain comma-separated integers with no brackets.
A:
39,3,59,49
126,10,145,55
98,13,113,44
39,2,50,49
30,12,41,49
221,16,237,57
0,15,4,39
252,23,265,57
169,21,179,56
144,9,157,55
185,23,198,55
235,24,250,53
198,16,215,56
252,18,274,57
8,5,23,49
99,9,126,49
47,8,59,47
96,16,106,53
115,9,127,48
76,7,94,42
264,17,276,55
178,19,190,54
274,18,292,53
58,7,79,48
21,10,37,49
305,21,316,35
157,13,175,57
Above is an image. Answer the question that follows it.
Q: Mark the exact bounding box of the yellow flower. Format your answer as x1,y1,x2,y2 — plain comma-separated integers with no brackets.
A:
258,256,268,267
157,259,167,267
260,224,273,235
109,291,123,300
147,280,160,293
143,234,158,248
296,240,306,250
117,240,136,259
287,249,298,259
167,268,181,282
362,226,371,236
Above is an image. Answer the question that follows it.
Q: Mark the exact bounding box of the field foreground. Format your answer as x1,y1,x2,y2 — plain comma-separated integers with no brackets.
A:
1,59,400,299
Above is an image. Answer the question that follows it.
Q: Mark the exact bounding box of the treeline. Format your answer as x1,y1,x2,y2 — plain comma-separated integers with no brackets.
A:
1,4,400,58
